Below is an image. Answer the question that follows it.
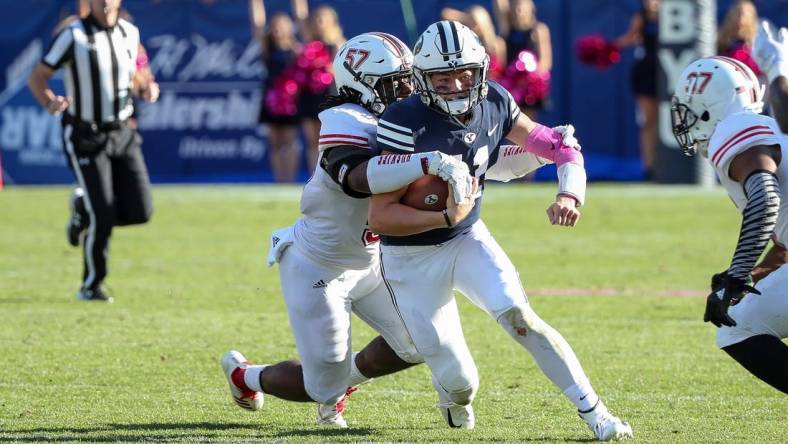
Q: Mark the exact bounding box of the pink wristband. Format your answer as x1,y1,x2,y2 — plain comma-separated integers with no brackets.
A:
136,53,149,69
525,124,584,167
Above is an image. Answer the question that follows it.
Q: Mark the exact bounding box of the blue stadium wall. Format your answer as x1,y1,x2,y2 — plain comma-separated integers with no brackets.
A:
1,0,786,184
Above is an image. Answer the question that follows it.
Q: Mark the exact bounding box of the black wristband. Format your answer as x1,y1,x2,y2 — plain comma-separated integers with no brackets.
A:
442,209,452,227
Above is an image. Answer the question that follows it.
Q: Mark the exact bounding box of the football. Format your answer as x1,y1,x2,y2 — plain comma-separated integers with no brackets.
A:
400,175,449,211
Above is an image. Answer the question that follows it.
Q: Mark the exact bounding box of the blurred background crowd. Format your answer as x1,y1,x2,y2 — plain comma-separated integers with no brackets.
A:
1,0,786,186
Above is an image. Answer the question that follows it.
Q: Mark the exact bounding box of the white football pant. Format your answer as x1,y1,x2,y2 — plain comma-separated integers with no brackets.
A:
381,220,592,407
277,241,422,405
717,263,788,348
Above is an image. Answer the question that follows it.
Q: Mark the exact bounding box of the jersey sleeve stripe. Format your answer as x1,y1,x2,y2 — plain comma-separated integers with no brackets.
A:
378,119,413,134
713,131,775,166
319,134,368,141
711,125,771,164
378,132,415,148
319,138,369,145
377,136,415,152
319,141,369,148
377,127,415,146
712,127,775,166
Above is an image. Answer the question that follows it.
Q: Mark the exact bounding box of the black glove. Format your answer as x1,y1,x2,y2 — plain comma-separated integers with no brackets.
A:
710,270,728,292
704,273,760,328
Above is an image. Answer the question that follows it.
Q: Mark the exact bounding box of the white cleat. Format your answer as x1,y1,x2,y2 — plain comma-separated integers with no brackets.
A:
579,402,633,441
316,386,356,428
317,403,348,428
220,350,263,411
439,402,475,429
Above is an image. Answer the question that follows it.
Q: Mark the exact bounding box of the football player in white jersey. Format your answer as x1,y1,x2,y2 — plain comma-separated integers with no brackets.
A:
219,33,478,427
672,55,788,393
368,21,633,441
753,21,788,133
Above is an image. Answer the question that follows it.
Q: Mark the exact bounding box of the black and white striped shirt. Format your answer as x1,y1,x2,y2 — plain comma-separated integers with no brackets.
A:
42,14,140,125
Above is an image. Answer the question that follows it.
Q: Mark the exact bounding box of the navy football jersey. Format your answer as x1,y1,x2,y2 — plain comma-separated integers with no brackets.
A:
375,80,521,245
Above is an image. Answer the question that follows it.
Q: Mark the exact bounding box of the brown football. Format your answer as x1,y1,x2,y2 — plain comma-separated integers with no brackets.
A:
400,175,449,211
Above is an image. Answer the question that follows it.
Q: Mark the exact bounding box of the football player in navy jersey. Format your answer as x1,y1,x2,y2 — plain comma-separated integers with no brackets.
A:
219,32,474,428
368,21,633,441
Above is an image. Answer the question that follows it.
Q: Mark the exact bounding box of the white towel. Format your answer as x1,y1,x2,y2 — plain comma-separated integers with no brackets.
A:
266,226,295,267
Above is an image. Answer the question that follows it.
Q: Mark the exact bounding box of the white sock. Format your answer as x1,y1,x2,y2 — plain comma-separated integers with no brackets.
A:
243,365,267,393
348,352,372,387
564,382,600,413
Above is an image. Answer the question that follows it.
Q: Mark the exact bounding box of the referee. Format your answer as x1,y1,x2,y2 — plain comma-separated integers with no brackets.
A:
28,0,159,302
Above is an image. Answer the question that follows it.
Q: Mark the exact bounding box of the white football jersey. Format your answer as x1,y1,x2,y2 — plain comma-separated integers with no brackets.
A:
707,112,788,246
292,103,380,269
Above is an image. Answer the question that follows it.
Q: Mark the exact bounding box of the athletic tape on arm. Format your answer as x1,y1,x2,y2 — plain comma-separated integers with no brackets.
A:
366,153,429,194
523,124,586,206
557,162,587,207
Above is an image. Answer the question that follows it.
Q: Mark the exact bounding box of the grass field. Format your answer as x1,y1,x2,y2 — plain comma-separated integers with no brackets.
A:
0,184,786,443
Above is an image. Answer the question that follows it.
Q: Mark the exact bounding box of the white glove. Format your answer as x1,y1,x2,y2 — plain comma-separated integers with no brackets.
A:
753,20,788,83
552,124,581,150
427,151,473,204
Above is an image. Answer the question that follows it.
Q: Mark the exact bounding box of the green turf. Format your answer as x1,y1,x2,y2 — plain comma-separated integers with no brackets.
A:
0,184,785,443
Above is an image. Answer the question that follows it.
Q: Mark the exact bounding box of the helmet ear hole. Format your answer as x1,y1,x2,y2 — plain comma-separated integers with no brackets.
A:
700,111,710,121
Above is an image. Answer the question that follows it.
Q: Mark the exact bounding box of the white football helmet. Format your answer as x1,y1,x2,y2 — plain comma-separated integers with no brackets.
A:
671,56,765,156
333,32,413,115
412,20,489,116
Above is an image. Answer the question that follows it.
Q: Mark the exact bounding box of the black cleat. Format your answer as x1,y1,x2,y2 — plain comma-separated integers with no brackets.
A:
66,188,87,247
76,287,114,303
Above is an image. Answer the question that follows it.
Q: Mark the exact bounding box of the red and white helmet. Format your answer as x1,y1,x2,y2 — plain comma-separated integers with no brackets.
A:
333,32,413,115
671,56,764,156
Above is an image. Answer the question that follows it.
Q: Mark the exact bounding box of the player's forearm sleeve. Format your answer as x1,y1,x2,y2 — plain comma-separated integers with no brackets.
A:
728,171,781,280
485,146,549,182
557,162,587,207
366,154,428,194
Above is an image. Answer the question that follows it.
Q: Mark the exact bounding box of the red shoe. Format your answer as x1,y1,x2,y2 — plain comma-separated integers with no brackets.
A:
220,350,263,411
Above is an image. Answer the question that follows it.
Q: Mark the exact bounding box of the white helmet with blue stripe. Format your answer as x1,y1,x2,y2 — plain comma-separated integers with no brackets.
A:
412,20,490,116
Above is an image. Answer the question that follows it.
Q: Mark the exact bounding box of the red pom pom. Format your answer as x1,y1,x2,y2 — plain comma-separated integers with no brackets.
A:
576,34,620,69
264,40,334,116
722,42,762,76
499,50,550,107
